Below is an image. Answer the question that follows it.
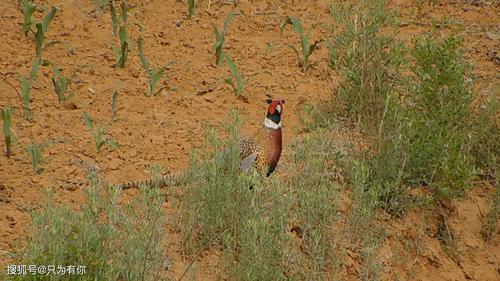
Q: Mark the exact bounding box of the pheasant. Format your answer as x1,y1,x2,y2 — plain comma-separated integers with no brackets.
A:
116,98,285,189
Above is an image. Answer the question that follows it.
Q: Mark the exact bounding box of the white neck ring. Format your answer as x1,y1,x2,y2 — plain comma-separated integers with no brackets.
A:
264,117,281,129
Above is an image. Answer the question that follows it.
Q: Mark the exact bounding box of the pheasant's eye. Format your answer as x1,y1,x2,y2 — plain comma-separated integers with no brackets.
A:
276,105,281,113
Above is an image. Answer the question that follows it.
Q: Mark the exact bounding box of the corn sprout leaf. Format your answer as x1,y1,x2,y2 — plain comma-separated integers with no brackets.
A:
42,6,57,32
223,11,235,33
120,1,132,24
22,0,36,35
225,55,245,95
287,44,302,65
137,37,152,76
83,112,94,130
107,139,121,150
110,3,119,35
306,40,320,57
111,91,119,120
117,26,129,67
188,0,195,19
35,23,44,58
29,58,40,82
150,68,166,96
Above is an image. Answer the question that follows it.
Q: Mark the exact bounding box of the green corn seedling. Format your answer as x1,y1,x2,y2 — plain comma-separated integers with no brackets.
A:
34,23,44,58
19,58,40,121
1,106,15,157
94,0,111,14
32,7,57,59
28,142,43,173
110,1,132,67
120,1,132,24
83,112,120,152
48,62,75,104
224,54,247,96
138,37,167,97
22,0,36,35
115,25,129,68
280,16,320,72
111,91,119,121
188,0,195,19
213,11,235,66
27,139,63,173
20,76,32,120
110,3,119,35
41,6,56,33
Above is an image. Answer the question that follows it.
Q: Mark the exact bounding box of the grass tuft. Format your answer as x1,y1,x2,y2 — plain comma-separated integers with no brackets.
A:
11,170,167,281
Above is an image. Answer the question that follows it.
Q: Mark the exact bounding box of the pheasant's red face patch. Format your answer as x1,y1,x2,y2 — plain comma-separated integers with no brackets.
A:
266,99,285,115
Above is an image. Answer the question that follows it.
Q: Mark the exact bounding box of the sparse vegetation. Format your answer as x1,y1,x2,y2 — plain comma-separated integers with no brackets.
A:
471,91,499,181
329,0,403,132
482,186,500,242
1,106,15,157
93,0,111,14
47,61,76,104
111,90,119,121
2,0,499,280
137,37,167,97
179,114,344,280
28,5,57,60
280,16,320,72
188,0,195,19
19,58,40,121
12,170,167,281
224,54,247,96
21,0,36,35
21,0,56,36
27,139,62,174
83,112,120,152
27,141,42,174
213,11,235,66
111,1,132,68
404,34,475,199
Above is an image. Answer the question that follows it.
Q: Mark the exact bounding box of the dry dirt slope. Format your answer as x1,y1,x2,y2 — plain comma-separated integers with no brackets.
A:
0,0,499,280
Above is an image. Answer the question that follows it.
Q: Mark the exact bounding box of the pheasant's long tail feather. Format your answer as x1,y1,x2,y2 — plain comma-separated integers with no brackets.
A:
115,172,183,190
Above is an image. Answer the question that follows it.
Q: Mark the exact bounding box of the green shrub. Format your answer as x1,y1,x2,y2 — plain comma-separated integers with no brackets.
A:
179,115,346,280
329,0,404,132
287,133,340,280
471,91,499,180
11,170,168,281
179,111,290,280
404,34,475,198
482,185,500,242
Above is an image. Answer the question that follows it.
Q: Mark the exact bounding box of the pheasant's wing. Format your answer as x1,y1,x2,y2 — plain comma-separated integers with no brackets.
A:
240,151,258,171
240,137,258,159
239,136,260,171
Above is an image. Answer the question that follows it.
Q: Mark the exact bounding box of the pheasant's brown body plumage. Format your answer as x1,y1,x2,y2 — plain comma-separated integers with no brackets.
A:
116,98,285,189
240,126,282,176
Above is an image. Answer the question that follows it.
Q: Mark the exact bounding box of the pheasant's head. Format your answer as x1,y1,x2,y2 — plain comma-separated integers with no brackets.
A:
264,99,285,129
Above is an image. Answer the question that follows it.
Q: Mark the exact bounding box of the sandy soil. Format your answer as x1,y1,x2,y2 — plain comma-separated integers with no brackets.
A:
0,0,498,280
